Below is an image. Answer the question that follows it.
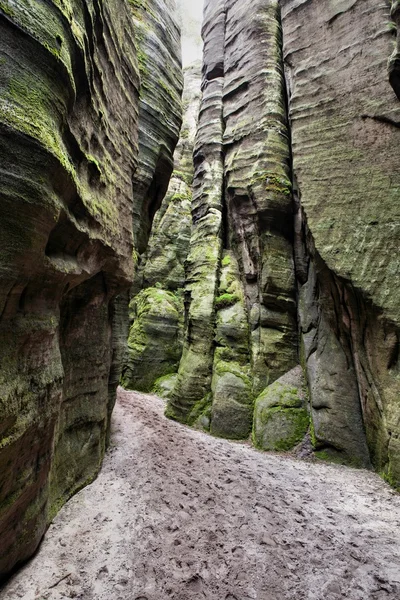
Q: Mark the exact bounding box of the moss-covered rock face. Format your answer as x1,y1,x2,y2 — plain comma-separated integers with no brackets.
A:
167,0,399,485
122,63,201,396
281,0,400,475
167,0,298,439
122,288,184,392
253,367,309,452
129,0,183,254
0,0,182,580
210,252,253,439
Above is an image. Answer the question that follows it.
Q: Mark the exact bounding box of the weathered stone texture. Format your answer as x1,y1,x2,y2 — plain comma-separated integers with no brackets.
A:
122,288,184,392
168,0,400,480
129,0,183,254
167,0,299,439
122,63,200,395
167,67,225,421
253,366,308,452
223,0,297,396
0,0,181,579
136,63,201,294
281,0,400,474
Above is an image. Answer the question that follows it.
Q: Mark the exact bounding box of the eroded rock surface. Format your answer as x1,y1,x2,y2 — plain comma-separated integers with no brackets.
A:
281,0,400,475
0,0,181,580
168,0,400,485
122,62,201,394
253,366,308,452
167,0,299,439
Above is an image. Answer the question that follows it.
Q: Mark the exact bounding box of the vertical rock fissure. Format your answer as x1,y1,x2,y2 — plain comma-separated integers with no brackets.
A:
168,0,305,444
122,61,200,397
166,0,227,426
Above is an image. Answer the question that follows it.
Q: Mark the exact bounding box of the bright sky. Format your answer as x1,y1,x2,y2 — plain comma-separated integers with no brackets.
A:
177,0,205,66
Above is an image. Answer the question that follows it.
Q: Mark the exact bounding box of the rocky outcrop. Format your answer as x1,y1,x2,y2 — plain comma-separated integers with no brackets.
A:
167,0,299,439
167,0,400,485
281,0,400,475
253,366,308,452
0,0,181,580
122,62,201,394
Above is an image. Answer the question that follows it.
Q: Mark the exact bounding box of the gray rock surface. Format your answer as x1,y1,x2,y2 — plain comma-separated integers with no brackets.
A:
0,0,182,580
130,0,183,254
122,62,201,395
281,0,400,475
168,0,298,440
168,0,400,485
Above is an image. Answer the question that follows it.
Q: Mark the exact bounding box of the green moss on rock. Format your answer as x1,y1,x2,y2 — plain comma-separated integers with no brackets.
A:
253,367,309,452
122,288,184,392
151,373,178,399
253,405,309,452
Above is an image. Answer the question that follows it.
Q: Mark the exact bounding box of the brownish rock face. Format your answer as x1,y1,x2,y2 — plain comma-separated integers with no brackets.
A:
167,0,299,437
0,0,181,580
168,0,400,481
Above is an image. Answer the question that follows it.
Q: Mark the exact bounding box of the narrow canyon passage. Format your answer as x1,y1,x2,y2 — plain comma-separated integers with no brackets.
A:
3,390,400,600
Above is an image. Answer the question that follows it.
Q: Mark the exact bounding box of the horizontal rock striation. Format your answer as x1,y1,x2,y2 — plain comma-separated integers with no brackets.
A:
0,0,182,580
167,0,300,440
129,0,183,255
281,0,400,474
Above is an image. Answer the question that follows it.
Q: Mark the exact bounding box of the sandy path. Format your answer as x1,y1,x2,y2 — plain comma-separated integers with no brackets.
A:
2,389,400,600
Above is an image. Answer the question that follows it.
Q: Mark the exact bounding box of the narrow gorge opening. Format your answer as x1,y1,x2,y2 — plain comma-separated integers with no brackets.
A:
0,0,400,596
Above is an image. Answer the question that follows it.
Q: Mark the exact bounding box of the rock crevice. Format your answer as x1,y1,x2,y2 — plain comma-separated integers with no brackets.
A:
167,0,300,440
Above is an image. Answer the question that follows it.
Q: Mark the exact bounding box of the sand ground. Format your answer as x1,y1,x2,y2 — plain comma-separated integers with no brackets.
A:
2,389,400,600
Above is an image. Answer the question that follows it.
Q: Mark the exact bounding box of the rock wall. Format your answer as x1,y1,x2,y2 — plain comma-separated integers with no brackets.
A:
281,0,400,476
167,0,301,440
129,0,183,255
122,62,200,395
0,0,181,580
167,0,400,485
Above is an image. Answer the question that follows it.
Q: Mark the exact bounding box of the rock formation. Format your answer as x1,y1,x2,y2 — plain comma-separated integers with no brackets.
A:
122,62,201,395
281,0,400,476
0,0,181,580
167,0,301,440
0,0,399,584
167,0,400,486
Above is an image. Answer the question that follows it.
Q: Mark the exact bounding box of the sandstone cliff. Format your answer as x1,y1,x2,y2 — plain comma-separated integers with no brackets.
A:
281,0,400,478
122,62,201,395
0,0,181,579
167,0,400,484
167,0,301,442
